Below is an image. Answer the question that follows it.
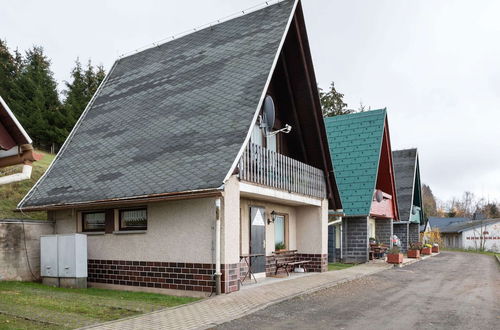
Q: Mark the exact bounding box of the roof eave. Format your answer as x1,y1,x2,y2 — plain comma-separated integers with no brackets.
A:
17,187,223,212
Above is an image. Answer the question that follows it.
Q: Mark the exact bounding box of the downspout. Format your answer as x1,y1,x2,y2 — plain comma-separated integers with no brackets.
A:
0,163,32,185
214,198,222,295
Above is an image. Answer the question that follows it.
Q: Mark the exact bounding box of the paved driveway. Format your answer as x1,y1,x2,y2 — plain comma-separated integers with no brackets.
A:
217,252,500,330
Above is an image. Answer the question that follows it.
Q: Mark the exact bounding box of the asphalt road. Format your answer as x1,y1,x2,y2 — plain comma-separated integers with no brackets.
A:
217,252,500,330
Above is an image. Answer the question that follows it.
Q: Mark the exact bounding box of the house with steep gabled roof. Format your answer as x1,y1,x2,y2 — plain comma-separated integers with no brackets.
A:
0,96,41,184
392,148,424,252
325,109,399,263
18,0,342,295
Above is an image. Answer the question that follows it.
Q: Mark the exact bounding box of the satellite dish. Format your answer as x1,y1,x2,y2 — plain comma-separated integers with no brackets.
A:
375,190,384,203
261,95,275,134
411,207,417,215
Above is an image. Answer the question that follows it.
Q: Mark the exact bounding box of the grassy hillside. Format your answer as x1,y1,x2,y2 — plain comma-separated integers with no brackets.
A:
0,151,55,220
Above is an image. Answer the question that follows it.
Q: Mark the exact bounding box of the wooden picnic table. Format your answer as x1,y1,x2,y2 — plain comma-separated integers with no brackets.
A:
369,244,388,260
272,250,311,276
239,253,265,285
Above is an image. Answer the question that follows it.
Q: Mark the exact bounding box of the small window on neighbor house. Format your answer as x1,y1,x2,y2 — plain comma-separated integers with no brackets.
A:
119,208,147,231
82,212,105,232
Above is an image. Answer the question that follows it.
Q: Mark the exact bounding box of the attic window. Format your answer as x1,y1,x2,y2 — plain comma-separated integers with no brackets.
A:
119,208,147,231
82,211,105,232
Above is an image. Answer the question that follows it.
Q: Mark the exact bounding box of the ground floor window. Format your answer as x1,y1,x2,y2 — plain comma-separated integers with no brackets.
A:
119,208,147,230
82,211,105,232
274,214,287,250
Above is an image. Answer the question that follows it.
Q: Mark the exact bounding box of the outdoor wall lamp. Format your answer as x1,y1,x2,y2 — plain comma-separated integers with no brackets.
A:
267,210,277,225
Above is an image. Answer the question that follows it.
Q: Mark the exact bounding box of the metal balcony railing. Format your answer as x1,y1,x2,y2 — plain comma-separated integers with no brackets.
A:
238,142,326,199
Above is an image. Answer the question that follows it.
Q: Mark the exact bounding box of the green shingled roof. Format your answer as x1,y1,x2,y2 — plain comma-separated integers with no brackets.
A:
324,109,387,216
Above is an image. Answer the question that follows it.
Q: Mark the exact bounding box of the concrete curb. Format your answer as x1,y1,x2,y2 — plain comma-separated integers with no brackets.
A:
393,251,440,268
495,254,500,266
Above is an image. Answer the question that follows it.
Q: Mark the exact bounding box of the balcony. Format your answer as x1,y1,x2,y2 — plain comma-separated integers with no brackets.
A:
237,142,326,199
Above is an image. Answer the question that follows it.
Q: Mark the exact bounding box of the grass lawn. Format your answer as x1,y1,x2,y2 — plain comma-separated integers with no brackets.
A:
442,248,499,257
0,281,199,329
328,263,355,271
0,150,55,220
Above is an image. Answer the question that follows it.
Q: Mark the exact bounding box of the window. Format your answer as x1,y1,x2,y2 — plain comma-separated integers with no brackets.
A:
82,212,105,232
274,214,286,250
119,208,147,231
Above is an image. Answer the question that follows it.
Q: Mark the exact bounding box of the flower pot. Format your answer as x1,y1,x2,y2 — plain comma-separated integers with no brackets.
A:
432,246,439,253
421,247,432,255
387,253,403,264
407,249,420,258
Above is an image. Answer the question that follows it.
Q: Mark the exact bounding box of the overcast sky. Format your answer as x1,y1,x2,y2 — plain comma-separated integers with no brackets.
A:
1,0,499,203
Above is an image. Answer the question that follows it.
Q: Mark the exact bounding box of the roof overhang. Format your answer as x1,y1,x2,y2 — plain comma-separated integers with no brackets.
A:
17,188,222,212
0,96,32,149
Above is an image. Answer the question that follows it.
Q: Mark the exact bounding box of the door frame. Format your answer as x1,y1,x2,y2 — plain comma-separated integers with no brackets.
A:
249,205,266,277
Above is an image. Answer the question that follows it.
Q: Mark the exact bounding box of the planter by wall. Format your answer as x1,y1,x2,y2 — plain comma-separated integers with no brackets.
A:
387,253,403,264
432,246,439,253
421,247,432,255
407,249,420,258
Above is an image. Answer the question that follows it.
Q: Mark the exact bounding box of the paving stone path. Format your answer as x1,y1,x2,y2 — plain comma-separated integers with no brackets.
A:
85,261,398,330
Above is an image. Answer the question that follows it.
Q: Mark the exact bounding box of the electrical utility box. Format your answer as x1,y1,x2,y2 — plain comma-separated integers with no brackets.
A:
40,234,87,288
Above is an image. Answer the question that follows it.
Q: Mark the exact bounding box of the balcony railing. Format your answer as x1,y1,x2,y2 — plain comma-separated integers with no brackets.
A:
238,142,326,199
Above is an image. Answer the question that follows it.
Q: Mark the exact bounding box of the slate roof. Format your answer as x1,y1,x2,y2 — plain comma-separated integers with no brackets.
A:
392,148,418,221
324,109,387,216
19,0,297,208
433,218,500,233
428,217,470,230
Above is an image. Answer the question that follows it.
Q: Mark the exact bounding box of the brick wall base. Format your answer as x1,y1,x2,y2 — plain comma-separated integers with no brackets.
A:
88,259,239,294
265,253,327,276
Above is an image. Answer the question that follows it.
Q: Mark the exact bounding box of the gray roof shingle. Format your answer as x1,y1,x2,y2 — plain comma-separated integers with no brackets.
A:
20,0,296,208
392,148,418,221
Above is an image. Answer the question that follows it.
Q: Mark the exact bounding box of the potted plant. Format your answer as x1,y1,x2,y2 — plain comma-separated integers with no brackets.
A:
421,243,432,255
275,242,286,252
408,242,421,258
369,237,377,245
432,243,439,253
386,246,403,264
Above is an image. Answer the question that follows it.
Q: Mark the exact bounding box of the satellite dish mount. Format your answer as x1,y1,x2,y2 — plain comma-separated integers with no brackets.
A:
259,95,292,136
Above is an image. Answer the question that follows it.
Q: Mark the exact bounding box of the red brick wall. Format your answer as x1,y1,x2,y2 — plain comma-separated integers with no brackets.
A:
88,259,240,294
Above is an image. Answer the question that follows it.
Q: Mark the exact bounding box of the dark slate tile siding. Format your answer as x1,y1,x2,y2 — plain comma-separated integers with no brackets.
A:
21,0,296,208
342,217,368,263
375,218,393,247
409,223,420,244
393,222,409,252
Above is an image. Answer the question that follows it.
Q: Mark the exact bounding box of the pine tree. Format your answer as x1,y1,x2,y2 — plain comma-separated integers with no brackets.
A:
9,46,66,150
0,39,19,102
63,59,105,131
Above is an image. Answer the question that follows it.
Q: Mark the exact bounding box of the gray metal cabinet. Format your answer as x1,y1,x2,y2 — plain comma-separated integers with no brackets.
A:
40,234,87,278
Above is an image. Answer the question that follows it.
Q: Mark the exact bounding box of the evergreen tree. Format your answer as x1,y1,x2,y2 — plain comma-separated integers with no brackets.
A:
9,46,66,150
63,59,105,131
319,82,353,117
0,39,19,102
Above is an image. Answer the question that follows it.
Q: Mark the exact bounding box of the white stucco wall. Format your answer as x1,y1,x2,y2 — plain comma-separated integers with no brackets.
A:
296,199,328,254
240,198,297,256
461,221,500,252
50,198,216,263
222,175,241,264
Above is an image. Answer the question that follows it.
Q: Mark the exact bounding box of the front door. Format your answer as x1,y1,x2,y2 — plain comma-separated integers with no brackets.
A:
250,206,266,274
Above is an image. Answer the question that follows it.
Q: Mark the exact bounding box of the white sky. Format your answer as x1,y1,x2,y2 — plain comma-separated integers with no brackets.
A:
1,0,499,203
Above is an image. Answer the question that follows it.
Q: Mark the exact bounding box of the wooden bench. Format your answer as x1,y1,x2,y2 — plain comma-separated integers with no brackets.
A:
272,250,311,276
